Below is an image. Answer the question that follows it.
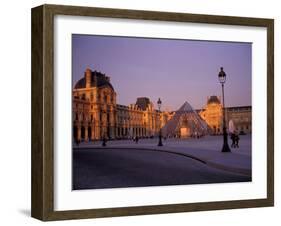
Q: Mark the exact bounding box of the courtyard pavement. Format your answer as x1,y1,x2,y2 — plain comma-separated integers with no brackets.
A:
74,134,252,176
73,146,250,189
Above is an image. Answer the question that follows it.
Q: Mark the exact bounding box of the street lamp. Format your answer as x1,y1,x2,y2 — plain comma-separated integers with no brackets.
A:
157,98,163,146
218,67,231,152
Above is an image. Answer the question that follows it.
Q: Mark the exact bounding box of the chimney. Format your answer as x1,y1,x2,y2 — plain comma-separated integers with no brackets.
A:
85,68,92,88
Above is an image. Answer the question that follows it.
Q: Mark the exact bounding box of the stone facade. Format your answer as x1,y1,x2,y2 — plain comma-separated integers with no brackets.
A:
199,96,252,135
73,68,117,141
73,69,252,142
199,96,223,134
72,68,168,142
226,106,252,133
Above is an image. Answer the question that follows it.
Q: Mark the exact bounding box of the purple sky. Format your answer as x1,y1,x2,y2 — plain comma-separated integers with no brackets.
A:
72,34,251,111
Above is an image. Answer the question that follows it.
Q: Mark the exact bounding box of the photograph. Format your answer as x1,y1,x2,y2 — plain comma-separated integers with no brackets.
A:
71,34,252,190
30,3,274,221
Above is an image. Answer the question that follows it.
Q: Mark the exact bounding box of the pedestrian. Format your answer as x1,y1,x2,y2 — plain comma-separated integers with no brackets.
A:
231,132,235,148
135,136,139,144
102,136,107,147
235,132,240,148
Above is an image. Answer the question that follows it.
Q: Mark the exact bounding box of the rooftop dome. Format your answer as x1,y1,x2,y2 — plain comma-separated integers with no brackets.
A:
207,96,220,105
74,70,114,90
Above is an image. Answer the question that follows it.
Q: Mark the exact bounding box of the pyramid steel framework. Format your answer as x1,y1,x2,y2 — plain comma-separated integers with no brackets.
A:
162,101,210,138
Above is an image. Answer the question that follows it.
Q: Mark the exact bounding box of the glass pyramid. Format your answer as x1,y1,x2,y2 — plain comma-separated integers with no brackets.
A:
162,101,209,138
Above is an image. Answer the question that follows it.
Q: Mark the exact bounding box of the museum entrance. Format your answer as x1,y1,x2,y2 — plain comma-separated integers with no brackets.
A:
180,127,191,138
180,119,191,138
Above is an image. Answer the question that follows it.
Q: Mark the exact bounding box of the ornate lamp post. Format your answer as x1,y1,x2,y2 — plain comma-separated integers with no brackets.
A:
157,98,163,146
218,67,231,152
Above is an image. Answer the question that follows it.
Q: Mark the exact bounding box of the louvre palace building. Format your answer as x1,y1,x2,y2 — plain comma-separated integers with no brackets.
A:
73,68,251,142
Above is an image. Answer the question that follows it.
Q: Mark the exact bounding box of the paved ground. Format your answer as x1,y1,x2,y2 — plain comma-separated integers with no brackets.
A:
73,135,252,190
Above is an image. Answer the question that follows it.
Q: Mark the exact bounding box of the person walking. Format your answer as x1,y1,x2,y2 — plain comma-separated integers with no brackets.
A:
102,136,107,147
234,132,240,148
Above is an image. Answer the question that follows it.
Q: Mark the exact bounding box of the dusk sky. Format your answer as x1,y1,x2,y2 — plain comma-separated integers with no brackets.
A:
72,34,251,111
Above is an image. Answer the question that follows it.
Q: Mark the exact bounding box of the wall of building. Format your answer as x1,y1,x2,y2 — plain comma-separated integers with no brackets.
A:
200,96,252,135
73,72,252,141
72,70,168,141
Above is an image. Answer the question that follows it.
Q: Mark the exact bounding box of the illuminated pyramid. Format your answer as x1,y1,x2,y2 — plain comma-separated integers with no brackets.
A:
162,101,209,138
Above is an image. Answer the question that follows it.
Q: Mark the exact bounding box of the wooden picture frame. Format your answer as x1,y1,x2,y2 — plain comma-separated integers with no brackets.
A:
31,4,274,221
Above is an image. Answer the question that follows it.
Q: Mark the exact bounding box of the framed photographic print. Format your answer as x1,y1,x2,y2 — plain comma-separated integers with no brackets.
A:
31,4,274,221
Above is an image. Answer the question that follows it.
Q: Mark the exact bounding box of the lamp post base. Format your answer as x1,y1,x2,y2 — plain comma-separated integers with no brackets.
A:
221,142,231,152
221,126,231,152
